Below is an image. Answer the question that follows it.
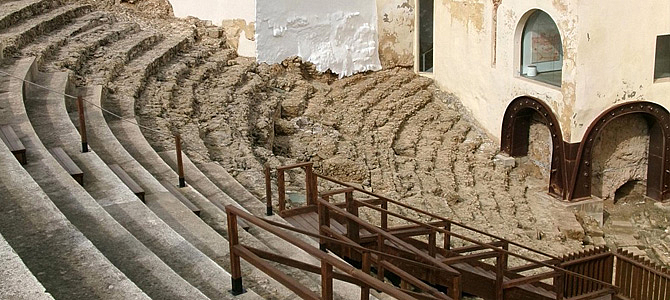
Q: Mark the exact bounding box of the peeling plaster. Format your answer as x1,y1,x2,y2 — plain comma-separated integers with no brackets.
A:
377,0,415,68
443,0,486,32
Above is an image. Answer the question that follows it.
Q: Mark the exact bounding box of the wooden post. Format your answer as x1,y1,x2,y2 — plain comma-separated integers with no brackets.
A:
305,164,314,206
495,252,504,300
501,241,509,271
277,169,286,212
444,222,451,251
428,229,437,283
381,198,388,231
345,191,360,246
554,272,564,300
451,275,461,300
226,209,245,295
321,259,333,300
377,234,384,281
361,251,370,300
265,165,273,216
76,96,88,153
175,135,185,187
318,197,330,252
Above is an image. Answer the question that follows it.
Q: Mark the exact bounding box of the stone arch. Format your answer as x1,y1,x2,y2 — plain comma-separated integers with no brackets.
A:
568,101,670,201
501,96,568,198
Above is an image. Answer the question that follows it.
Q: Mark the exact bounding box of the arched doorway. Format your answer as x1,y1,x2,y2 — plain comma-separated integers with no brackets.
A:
569,102,670,201
501,97,568,198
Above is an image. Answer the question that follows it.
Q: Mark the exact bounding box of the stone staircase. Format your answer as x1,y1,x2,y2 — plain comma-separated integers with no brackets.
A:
0,1,365,298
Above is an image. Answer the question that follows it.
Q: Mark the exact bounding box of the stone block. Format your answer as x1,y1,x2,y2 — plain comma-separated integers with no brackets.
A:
493,153,515,168
207,28,222,38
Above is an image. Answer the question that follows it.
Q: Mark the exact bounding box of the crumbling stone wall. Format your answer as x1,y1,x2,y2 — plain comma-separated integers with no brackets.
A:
526,117,553,182
376,0,415,68
591,114,649,200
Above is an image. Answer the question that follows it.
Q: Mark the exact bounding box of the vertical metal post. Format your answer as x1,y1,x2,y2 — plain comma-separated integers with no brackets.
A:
264,165,273,216
226,210,245,295
175,135,185,187
360,251,370,300
321,259,333,300
277,169,286,212
444,222,452,251
76,96,88,153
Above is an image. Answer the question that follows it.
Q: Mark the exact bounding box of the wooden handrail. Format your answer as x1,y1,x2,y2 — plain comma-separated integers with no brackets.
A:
318,199,462,277
613,251,670,281
315,173,560,260
352,197,618,291
225,205,417,300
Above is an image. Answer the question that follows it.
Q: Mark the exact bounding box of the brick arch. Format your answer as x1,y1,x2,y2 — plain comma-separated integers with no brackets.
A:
501,96,568,198
568,101,670,201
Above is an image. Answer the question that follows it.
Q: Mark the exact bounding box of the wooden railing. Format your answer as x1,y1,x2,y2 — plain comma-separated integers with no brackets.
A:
561,247,614,299
614,249,670,300
225,204,454,300
263,162,621,299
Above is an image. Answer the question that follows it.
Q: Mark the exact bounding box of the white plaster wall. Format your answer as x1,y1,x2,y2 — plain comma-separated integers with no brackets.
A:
169,0,256,57
169,0,255,25
571,1,670,142
433,0,577,142
256,0,382,78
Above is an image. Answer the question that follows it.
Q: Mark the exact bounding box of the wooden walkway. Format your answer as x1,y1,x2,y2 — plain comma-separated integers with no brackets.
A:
223,162,670,300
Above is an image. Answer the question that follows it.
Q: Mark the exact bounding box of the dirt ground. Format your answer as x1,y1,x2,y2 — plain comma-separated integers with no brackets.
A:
64,0,670,268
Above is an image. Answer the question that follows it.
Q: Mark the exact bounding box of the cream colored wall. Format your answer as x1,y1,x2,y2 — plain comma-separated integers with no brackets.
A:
376,0,415,68
433,0,670,144
571,1,670,142
169,0,256,57
433,0,579,142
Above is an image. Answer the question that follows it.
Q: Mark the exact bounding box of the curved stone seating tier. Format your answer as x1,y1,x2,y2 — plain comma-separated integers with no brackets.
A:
0,225,53,299
22,10,112,66
0,3,92,57
95,29,365,298
24,62,247,299
0,58,148,300
81,86,276,298
6,57,207,299
0,0,59,32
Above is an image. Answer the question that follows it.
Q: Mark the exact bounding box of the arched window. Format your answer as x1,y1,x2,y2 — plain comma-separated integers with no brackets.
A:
521,11,562,86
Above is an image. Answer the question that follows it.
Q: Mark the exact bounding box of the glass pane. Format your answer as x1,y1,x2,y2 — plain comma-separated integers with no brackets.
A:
655,35,670,79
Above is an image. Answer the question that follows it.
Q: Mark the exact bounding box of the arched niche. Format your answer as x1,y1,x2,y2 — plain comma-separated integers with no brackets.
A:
501,96,568,198
517,10,563,87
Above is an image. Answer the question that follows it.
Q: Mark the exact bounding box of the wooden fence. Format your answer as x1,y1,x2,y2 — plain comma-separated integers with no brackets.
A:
614,249,670,300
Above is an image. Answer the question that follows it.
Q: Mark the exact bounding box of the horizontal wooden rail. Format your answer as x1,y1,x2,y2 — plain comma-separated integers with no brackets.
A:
507,258,562,273
277,162,314,171
352,197,618,292
442,251,499,265
233,244,320,299
226,205,417,300
315,173,560,260
613,252,670,281
318,199,461,277
502,271,561,289
450,240,506,254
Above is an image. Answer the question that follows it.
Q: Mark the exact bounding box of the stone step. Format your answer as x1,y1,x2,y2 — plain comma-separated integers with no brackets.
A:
0,230,53,299
9,57,208,299
0,4,92,57
0,56,149,300
25,66,251,299
0,0,58,32
21,10,112,66
46,20,140,74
